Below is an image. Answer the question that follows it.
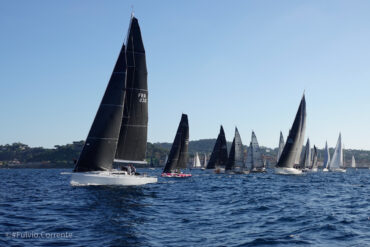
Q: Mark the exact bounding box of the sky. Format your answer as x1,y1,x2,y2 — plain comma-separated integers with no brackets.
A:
1,0,370,150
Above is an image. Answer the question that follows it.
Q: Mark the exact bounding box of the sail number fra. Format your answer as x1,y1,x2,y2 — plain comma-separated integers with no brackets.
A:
138,93,147,103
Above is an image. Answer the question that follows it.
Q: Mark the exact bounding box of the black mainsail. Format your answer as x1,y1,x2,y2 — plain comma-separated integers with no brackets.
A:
115,16,148,164
226,127,244,171
206,126,228,169
276,95,306,169
74,43,127,172
163,114,189,173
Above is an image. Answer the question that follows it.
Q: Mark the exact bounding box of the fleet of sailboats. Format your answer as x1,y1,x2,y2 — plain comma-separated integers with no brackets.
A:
68,12,359,186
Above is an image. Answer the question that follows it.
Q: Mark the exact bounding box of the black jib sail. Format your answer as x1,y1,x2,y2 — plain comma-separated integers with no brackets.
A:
226,127,244,171
163,114,189,173
74,43,127,172
115,16,148,164
206,126,228,169
276,94,306,168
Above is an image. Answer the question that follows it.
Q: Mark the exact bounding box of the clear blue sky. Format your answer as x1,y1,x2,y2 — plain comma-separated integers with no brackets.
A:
1,0,370,150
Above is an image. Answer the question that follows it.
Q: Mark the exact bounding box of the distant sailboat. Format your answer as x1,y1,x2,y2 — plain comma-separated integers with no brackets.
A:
206,126,228,173
322,141,330,172
300,138,311,171
310,145,318,172
275,94,306,175
277,131,285,163
249,131,265,173
328,133,346,172
351,155,356,168
162,114,191,177
201,153,207,170
193,152,202,168
225,127,247,174
71,15,157,185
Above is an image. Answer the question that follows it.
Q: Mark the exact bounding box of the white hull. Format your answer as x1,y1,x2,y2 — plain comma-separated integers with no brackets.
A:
329,168,346,173
322,168,329,172
274,167,302,175
70,171,157,186
308,168,318,173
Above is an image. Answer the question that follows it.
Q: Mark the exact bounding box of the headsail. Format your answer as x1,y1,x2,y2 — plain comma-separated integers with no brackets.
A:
226,127,244,171
206,126,228,169
328,133,343,169
163,114,189,173
351,155,356,168
245,144,253,170
193,152,201,168
250,131,264,170
323,141,330,169
276,94,306,168
115,16,148,164
203,154,208,168
74,43,127,172
311,145,318,169
300,138,311,169
277,131,285,162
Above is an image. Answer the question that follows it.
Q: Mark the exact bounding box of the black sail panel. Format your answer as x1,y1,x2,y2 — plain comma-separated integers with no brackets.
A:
225,137,236,171
163,114,189,173
74,44,127,172
276,95,306,168
207,126,228,169
115,16,148,164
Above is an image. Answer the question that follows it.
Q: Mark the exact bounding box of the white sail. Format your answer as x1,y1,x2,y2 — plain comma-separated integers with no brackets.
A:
203,154,208,168
193,152,201,168
323,141,330,169
329,133,343,170
251,131,264,170
351,155,356,168
277,131,285,162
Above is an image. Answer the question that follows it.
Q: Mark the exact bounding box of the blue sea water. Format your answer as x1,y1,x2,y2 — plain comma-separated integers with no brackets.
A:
0,168,369,247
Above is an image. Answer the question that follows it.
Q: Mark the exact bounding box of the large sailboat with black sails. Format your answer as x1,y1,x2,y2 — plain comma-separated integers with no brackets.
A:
70,15,157,185
161,114,191,177
275,94,306,175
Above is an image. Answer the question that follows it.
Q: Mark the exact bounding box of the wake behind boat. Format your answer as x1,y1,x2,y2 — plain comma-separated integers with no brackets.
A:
161,114,192,178
70,15,157,186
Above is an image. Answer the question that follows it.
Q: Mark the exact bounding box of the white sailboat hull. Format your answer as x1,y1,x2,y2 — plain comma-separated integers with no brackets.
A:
274,167,302,175
308,168,318,173
322,168,329,172
70,171,157,186
329,168,346,173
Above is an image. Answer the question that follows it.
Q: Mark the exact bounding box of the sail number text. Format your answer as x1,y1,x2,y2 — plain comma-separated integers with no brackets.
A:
138,93,147,103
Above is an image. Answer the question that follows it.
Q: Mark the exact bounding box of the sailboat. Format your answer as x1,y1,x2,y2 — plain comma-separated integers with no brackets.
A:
309,145,318,172
71,15,157,186
161,114,191,178
206,126,228,173
193,152,202,168
277,131,285,163
322,141,330,172
201,153,207,170
225,127,248,174
328,133,346,172
275,94,306,175
351,155,356,169
300,138,311,172
248,131,265,173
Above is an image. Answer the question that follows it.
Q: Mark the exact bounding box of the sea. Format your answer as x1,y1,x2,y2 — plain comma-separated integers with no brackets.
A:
1,168,369,247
